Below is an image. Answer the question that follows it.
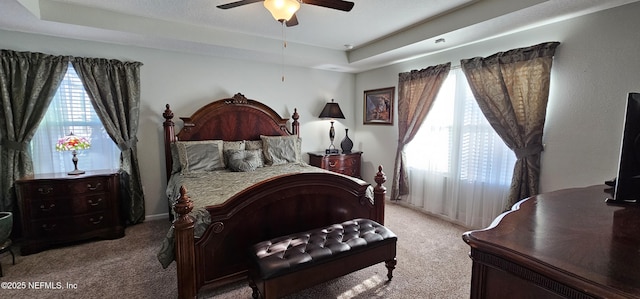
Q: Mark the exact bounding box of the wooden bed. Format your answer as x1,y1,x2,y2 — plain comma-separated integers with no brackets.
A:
161,93,387,298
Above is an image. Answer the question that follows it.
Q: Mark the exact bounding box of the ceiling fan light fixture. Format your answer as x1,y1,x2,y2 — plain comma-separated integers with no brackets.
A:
264,0,300,22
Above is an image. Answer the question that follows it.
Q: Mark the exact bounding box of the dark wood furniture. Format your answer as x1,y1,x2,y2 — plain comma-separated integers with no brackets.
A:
162,93,387,299
15,170,124,255
248,218,397,299
307,151,362,178
463,185,640,299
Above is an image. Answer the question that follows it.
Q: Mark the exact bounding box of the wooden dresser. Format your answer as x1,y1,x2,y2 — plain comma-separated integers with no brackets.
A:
463,185,640,298
308,151,362,178
15,170,124,255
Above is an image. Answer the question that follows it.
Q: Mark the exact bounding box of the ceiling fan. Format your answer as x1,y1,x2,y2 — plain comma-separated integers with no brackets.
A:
216,0,355,27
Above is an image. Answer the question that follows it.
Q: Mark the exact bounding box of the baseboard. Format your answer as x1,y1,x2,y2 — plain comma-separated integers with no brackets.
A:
145,213,170,221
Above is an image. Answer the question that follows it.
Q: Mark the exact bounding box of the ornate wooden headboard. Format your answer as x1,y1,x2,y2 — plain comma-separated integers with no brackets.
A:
162,93,300,179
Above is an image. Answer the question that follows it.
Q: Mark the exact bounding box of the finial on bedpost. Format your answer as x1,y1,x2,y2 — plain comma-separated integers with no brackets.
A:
375,165,387,191
163,104,176,182
173,186,196,299
174,186,194,218
163,104,174,129
292,108,300,137
374,165,387,224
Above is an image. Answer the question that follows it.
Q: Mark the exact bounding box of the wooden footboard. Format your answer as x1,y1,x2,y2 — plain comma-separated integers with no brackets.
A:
173,166,387,299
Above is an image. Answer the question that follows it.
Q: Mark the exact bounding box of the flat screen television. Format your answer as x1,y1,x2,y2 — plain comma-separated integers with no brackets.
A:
606,92,640,204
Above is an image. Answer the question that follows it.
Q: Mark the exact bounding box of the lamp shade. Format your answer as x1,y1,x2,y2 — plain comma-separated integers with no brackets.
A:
55,132,91,152
264,0,300,22
318,99,345,119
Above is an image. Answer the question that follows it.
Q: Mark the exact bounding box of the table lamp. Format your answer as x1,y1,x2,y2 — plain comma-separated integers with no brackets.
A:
56,132,91,175
318,99,345,154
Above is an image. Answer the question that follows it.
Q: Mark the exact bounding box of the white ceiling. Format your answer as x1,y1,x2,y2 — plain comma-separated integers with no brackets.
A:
1,0,638,73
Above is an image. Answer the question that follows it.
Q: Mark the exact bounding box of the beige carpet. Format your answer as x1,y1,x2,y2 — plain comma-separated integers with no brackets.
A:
0,202,471,299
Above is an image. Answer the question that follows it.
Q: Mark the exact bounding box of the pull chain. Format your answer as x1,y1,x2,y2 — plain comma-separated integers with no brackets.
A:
281,21,286,82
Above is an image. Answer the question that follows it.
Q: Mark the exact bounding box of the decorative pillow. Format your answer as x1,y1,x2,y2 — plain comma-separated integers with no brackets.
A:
174,140,225,174
260,135,301,166
226,149,263,172
223,141,245,166
244,140,263,150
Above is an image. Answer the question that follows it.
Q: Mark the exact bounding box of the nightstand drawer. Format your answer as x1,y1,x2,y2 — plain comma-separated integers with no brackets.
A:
325,156,358,170
308,151,362,178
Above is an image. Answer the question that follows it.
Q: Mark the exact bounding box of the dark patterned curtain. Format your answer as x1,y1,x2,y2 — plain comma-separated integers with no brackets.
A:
71,58,145,224
391,62,451,200
0,50,68,212
461,42,560,207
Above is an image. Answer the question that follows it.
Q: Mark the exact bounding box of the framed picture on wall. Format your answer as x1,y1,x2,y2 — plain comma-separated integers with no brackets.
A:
363,87,395,125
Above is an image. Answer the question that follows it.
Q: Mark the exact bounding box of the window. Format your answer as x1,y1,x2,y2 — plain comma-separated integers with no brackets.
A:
403,68,516,228
406,68,515,185
30,64,120,174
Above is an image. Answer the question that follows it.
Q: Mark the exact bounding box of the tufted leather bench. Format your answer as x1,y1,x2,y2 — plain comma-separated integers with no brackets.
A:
248,218,397,299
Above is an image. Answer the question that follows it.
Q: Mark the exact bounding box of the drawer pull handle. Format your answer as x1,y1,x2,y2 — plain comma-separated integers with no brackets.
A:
39,203,56,212
88,198,103,206
42,224,57,231
87,182,102,191
38,187,53,195
90,216,104,225
329,161,337,167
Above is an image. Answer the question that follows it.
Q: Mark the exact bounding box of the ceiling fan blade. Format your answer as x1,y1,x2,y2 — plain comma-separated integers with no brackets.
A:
285,14,299,27
217,0,263,9
302,0,354,11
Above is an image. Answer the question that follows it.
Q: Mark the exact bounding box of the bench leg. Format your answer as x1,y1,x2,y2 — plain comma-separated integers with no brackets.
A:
249,279,260,299
385,258,397,281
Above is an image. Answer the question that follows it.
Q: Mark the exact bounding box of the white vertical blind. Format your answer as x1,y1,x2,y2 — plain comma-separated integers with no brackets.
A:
404,69,516,229
30,64,119,174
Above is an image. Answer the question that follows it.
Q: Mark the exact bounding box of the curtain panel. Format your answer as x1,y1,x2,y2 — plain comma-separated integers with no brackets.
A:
0,50,69,212
461,41,560,208
72,58,145,224
391,62,451,200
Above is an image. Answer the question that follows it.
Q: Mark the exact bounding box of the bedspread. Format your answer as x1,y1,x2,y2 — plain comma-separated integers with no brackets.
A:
157,163,373,268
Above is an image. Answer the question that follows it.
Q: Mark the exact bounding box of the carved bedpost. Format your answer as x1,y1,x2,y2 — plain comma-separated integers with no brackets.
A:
174,186,196,299
374,165,387,225
292,108,300,137
163,104,176,181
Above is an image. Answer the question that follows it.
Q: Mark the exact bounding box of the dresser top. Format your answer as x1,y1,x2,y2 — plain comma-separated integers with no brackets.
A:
16,169,119,182
463,185,640,297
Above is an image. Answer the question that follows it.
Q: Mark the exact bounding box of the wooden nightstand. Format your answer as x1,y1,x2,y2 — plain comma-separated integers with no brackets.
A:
15,170,124,255
308,151,362,178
